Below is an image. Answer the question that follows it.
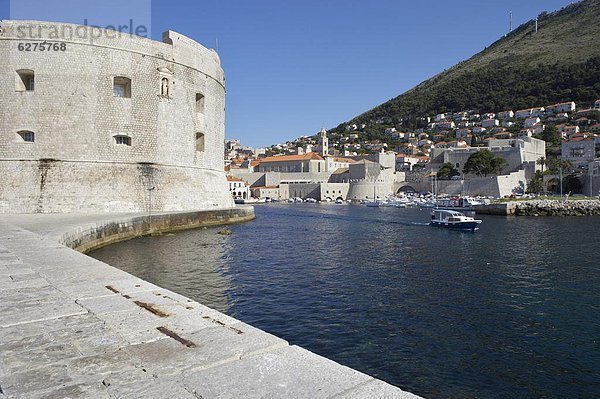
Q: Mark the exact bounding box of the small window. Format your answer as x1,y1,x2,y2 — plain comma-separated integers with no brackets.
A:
196,132,205,152
16,70,34,92
114,77,131,98
114,135,131,146
18,131,35,142
196,93,205,114
160,77,170,97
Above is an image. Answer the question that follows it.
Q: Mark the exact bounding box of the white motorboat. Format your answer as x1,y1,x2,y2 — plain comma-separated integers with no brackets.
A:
430,209,482,231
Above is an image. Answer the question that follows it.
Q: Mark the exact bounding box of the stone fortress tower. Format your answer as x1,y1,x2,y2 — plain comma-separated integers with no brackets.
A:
0,20,234,213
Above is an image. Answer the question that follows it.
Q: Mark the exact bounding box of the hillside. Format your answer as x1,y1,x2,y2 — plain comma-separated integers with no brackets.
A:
338,0,600,132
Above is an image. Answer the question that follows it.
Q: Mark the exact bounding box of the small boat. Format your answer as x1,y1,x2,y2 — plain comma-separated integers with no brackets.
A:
419,200,436,209
234,198,266,204
430,209,482,231
365,200,383,207
435,197,483,212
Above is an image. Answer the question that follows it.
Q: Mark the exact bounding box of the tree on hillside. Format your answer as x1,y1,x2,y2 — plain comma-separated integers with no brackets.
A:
437,163,460,180
463,150,508,177
588,110,600,123
542,125,562,146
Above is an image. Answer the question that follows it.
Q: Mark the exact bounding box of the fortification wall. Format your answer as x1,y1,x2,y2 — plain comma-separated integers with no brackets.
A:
0,20,232,213
0,160,232,213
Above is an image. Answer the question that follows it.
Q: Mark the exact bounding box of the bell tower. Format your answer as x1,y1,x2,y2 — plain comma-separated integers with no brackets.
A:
319,128,329,156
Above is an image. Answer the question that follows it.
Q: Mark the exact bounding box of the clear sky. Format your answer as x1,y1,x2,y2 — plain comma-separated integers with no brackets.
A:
1,0,574,147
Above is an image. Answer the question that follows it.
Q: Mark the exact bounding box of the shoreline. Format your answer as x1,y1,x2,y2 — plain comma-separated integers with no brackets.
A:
474,199,600,216
0,207,420,398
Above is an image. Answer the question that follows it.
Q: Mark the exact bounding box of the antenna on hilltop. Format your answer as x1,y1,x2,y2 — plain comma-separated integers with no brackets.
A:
535,17,539,33
509,10,513,33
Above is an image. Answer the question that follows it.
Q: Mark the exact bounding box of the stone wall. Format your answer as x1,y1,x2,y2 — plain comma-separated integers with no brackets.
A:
0,20,232,213
404,170,526,197
0,160,232,213
58,207,256,253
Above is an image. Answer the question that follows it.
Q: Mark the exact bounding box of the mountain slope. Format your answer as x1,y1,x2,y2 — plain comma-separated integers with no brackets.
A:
342,0,600,129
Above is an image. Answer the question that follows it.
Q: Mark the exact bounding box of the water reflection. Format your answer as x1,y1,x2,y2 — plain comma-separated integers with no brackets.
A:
90,205,600,399
91,230,233,314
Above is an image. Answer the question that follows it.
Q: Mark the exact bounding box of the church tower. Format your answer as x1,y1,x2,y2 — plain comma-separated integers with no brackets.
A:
319,128,329,156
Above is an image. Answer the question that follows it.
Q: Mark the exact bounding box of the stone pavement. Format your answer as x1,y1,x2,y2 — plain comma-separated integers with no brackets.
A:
0,213,422,398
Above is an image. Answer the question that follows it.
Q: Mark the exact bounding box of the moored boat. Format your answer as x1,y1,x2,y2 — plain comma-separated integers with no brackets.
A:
430,209,482,231
435,197,483,211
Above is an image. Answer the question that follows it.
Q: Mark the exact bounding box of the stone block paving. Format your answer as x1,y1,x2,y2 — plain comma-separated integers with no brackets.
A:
0,216,421,398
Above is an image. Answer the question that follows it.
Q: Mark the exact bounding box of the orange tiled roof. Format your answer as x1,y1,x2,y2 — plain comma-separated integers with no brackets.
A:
260,153,324,163
331,157,356,163
226,175,245,182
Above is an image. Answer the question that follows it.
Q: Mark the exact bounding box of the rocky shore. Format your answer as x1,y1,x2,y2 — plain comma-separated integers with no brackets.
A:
474,200,600,216
513,200,600,216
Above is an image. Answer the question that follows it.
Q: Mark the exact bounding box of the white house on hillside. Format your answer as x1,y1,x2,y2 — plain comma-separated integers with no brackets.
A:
516,107,545,118
497,110,514,119
482,119,500,128
546,101,576,114
524,117,541,128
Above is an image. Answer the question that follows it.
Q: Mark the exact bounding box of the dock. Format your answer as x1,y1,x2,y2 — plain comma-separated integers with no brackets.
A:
0,209,420,398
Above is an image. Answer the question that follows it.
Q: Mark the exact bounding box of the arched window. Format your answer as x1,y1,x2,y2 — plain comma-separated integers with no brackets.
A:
113,77,131,98
160,78,170,97
17,131,35,142
195,133,205,152
16,70,34,92
196,93,205,114
114,135,132,146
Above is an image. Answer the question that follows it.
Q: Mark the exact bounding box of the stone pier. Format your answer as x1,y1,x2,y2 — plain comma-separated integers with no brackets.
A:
0,208,420,398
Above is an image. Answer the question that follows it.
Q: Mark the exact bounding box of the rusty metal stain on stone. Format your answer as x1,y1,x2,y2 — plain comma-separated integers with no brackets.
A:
156,326,197,348
133,301,170,317
229,327,244,335
105,285,120,294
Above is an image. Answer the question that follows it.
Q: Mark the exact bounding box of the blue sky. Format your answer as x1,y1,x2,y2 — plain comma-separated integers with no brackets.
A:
1,0,574,147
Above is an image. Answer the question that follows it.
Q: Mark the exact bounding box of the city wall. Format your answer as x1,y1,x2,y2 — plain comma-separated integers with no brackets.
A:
0,20,232,213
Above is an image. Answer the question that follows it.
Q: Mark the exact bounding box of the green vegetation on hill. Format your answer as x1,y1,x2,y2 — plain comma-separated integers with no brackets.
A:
340,0,600,130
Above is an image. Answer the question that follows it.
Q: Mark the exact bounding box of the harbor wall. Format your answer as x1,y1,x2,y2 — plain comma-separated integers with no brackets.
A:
58,207,255,253
475,200,600,216
405,170,526,197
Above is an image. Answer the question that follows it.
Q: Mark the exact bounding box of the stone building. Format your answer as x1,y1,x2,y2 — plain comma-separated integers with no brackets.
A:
430,136,546,178
0,20,233,213
561,138,597,167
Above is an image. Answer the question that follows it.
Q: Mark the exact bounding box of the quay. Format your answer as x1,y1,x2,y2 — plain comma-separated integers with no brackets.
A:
474,199,600,216
0,208,420,398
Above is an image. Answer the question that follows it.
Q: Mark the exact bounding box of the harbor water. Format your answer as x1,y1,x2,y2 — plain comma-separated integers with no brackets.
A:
90,205,600,399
